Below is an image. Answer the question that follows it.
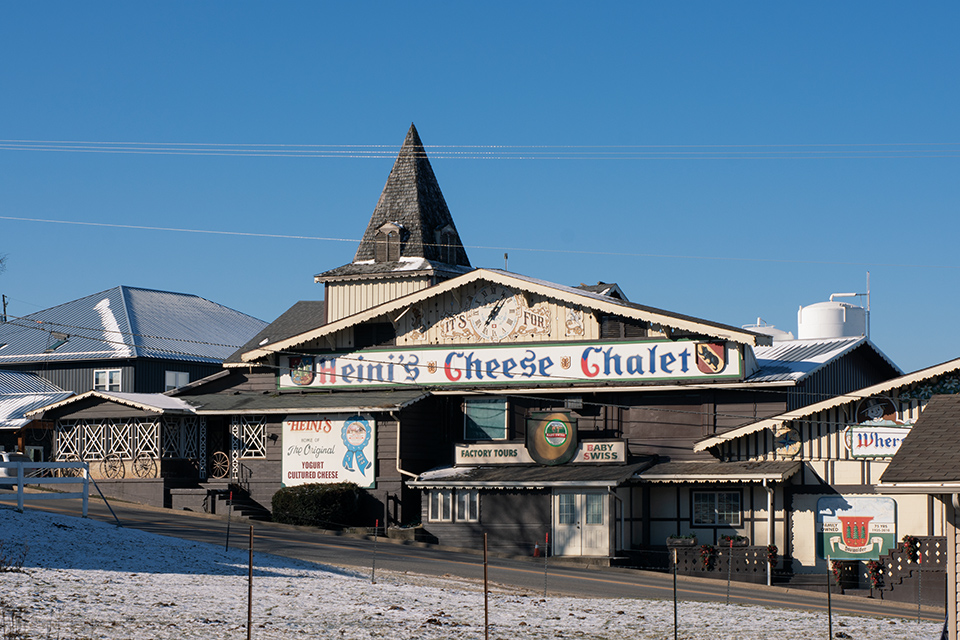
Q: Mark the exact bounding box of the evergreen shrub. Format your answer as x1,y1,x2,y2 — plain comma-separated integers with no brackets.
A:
271,482,362,528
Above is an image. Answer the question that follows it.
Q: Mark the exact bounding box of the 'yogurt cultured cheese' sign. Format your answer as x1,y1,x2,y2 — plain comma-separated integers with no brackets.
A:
282,414,376,489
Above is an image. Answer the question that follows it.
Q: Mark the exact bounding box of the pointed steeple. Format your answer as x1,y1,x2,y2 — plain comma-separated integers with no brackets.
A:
352,124,470,266
316,124,472,284
314,125,473,320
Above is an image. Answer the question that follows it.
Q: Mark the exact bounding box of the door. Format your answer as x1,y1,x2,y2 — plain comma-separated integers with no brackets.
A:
553,492,609,556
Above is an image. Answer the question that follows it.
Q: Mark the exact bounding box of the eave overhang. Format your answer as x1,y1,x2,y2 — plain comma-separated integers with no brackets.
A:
243,269,771,364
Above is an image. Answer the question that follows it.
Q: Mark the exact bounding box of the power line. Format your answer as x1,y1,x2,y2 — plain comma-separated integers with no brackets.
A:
1,139,960,160
2,215,958,270
2,309,890,422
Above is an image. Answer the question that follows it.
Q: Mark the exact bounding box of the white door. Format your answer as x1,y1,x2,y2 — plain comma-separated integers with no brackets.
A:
553,492,609,556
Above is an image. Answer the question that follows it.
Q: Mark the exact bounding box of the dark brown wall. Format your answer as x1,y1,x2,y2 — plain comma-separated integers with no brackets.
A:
422,490,550,553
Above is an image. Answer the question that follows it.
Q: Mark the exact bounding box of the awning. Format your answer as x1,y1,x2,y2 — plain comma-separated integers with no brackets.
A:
25,391,196,419
409,461,653,490
25,389,431,420
181,390,430,415
635,460,801,484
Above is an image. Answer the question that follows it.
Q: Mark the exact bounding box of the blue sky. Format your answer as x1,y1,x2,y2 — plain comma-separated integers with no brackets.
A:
1,2,958,373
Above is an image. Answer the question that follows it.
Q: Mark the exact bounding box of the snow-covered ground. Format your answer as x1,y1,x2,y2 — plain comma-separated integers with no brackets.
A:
0,505,941,639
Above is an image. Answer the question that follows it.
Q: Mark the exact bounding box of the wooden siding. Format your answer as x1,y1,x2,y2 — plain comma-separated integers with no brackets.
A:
719,393,925,464
178,369,276,395
131,361,224,393
787,345,899,411
643,484,787,553
304,281,684,352
7,361,135,394
325,278,434,323
5,360,223,394
422,490,550,553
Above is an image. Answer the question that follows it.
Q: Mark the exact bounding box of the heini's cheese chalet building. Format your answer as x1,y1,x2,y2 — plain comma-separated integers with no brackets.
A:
35,125,960,590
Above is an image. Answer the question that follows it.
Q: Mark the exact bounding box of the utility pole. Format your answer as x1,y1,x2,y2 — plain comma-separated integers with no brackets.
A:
2,294,7,323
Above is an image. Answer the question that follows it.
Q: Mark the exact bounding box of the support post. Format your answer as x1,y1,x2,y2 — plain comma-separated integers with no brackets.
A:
483,533,489,640
247,526,254,640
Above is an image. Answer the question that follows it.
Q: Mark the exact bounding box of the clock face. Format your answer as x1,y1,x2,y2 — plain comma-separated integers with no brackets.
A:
467,285,520,341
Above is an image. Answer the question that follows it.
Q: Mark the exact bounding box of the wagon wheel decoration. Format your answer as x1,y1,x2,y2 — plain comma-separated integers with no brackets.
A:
57,454,83,478
210,451,230,479
132,453,157,478
100,453,125,479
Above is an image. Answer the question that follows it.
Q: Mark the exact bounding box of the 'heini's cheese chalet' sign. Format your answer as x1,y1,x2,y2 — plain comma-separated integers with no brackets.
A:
280,339,742,389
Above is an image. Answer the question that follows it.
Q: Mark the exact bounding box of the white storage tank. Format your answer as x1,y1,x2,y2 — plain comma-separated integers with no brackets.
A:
797,298,867,339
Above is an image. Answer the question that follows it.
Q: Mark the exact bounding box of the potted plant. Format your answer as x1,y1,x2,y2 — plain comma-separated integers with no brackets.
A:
665,534,698,546
719,534,749,547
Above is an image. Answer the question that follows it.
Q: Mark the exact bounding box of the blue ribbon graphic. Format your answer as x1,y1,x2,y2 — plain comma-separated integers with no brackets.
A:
341,415,372,476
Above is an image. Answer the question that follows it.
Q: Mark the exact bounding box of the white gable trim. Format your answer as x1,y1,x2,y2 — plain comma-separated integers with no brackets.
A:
240,269,770,363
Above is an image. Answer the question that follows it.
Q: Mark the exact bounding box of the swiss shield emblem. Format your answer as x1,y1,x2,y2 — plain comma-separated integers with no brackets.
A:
289,356,315,386
696,342,727,375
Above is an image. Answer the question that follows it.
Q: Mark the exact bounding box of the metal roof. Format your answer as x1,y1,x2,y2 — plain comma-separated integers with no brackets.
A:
409,460,652,489
24,391,196,418
0,392,74,429
180,390,429,414
0,370,66,394
694,356,960,452
635,460,801,483
0,286,267,365
0,370,73,429
25,388,429,418
747,337,901,383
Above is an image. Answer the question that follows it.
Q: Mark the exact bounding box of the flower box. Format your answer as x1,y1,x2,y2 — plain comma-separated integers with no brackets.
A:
666,536,698,547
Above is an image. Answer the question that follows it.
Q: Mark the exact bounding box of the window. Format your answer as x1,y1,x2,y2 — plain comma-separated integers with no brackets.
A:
585,493,604,525
374,223,401,262
456,489,479,522
429,489,479,523
558,493,576,525
94,369,121,392
45,332,69,352
165,371,189,391
692,491,741,526
429,489,453,522
464,398,508,440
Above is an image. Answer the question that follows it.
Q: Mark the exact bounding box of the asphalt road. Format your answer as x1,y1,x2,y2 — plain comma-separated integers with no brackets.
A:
1,490,944,623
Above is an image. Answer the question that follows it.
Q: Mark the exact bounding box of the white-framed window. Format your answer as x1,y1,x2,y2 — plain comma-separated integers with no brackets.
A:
456,489,479,522
464,398,508,441
585,493,604,525
165,371,189,391
94,369,122,392
429,489,453,522
692,491,741,527
429,489,479,523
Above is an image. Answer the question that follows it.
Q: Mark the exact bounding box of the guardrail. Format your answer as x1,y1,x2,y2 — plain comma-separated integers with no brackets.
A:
0,461,90,516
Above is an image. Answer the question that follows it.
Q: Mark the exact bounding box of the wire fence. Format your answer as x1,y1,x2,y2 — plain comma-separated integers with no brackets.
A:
0,506,949,640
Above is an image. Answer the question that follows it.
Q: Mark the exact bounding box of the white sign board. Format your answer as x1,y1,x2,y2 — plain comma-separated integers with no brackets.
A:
843,425,912,458
454,440,626,466
282,414,376,489
280,339,742,390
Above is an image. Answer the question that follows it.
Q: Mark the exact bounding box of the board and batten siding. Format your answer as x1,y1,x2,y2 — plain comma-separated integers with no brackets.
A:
325,278,434,323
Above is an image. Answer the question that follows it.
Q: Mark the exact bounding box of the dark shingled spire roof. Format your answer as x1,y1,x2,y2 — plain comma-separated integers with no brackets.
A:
315,124,472,282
